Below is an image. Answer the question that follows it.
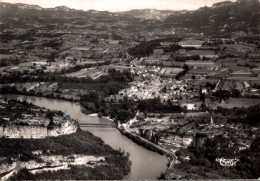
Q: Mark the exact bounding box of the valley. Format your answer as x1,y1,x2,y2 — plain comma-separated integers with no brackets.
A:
0,0,260,179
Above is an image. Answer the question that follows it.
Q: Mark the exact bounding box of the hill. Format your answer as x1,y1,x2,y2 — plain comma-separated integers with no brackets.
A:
163,0,260,34
119,9,188,21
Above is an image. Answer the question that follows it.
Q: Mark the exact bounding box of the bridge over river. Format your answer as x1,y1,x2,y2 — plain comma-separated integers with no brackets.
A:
79,123,115,128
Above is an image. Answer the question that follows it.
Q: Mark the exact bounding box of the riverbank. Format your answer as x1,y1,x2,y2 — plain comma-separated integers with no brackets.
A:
99,114,178,178
0,90,80,102
88,114,114,122
117,126,177,178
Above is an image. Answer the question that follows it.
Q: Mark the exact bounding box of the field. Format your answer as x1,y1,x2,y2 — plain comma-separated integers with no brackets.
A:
66,68,107,79
58,82,106,91
251,80,260,87
186,78,218,88
72,47,91,51
234,82,244,90
186,61,216,66
218,44,256,53
0,54,12,59
142,59,160,65
186,50,215,55
227,77,260,81
219,80,249,90
188,69,218,75
159,68,184,77
11,82,57,93
222,81,234,90
178,39,204,47
216,98,260,108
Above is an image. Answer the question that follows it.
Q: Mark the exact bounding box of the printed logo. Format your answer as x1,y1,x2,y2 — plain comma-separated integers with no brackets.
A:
216,157,239,167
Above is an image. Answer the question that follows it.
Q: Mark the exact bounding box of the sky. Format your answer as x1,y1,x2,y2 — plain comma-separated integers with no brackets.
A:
0,0,237,11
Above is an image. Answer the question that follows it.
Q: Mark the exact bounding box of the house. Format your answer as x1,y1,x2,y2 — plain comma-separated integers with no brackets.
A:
202,88,208,94
181,103,197,110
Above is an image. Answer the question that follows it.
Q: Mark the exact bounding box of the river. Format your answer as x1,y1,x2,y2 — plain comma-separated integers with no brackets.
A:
1,94,168,180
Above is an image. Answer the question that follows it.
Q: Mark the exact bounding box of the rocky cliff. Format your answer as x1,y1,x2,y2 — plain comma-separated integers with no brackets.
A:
0,116,78,139
0,154,105,180
0,98,78,139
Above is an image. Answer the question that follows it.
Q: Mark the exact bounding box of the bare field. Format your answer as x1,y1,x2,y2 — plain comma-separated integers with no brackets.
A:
227,77,260,81
159,68,184,76
186,49,215,55
219,80,250,90
217,98,260,108
66,68,107,79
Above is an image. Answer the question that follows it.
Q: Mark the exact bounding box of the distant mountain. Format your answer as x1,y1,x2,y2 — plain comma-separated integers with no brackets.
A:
163,0,260,34
0,0,259,35
0,3,79,12
0,2,132,29
119,9,188,21
44,6,83,12
15,3,43,10
0,2,159,33
52,6,73,11
211,1,234,8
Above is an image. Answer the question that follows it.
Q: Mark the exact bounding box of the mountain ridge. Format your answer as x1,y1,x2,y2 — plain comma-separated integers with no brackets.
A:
163,0,260,34
0,0,259,34
118,9,189,21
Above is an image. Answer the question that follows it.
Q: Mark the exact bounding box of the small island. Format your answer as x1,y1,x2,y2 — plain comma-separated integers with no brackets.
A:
0,98,131,180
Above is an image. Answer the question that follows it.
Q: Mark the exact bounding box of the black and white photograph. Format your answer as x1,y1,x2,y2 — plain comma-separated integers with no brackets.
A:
0,0,259,180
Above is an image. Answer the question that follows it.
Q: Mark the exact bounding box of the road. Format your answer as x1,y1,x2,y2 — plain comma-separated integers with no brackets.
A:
123,123,177,170
132,132,177,169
